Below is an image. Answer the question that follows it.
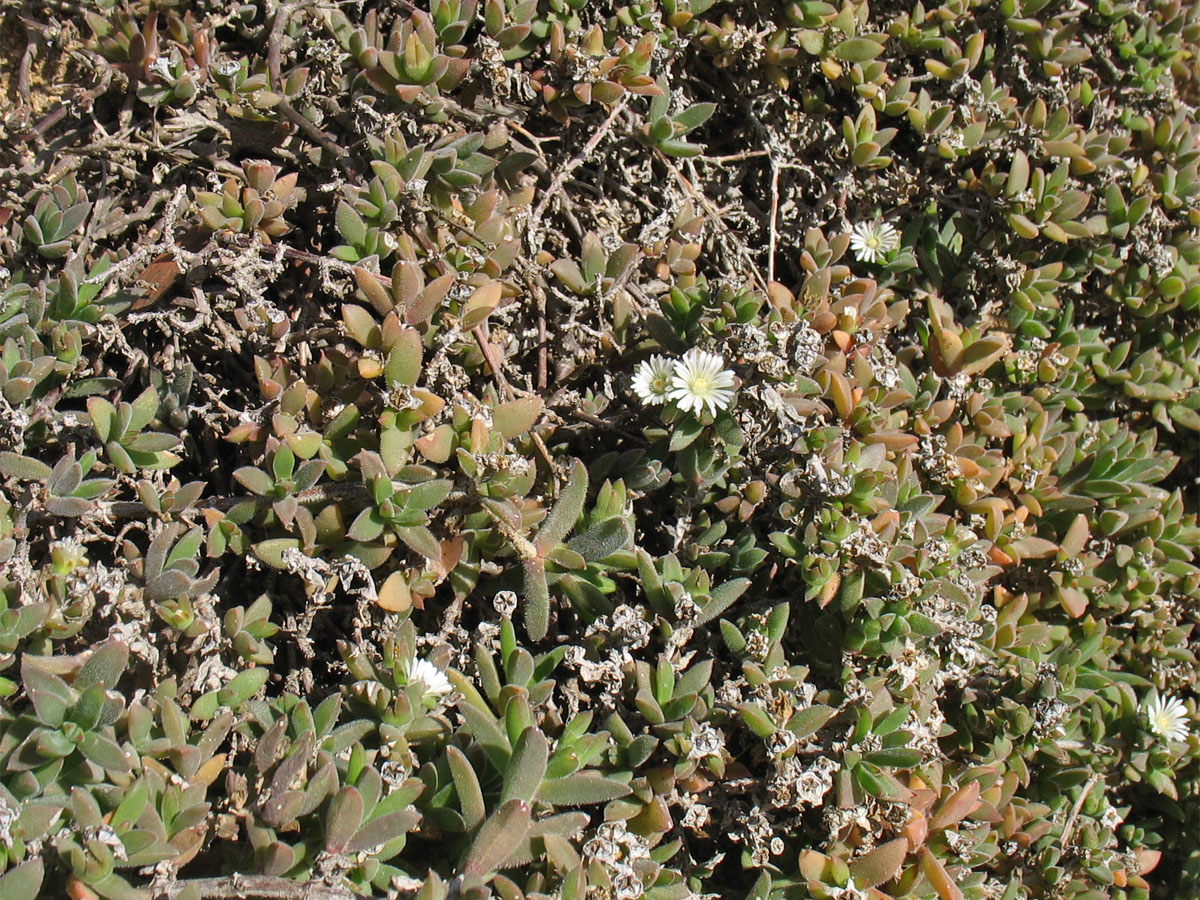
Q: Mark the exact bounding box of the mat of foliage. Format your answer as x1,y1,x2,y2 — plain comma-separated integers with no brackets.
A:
0,1,1198,899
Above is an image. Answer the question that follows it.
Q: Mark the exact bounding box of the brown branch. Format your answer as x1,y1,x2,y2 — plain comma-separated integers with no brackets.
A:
1060,772,1104,848
12,103,68,143
699,149,771,164
157,875,360,900
521,101,628,398
536,278,548,392
277,102,352,176
559,408,642,443
427,206,489,248
526,98,629,248
658,153,770,296
472,324,513,398
16,17,37,99
266,2,353,176
26,482,370,527
767,155,780,286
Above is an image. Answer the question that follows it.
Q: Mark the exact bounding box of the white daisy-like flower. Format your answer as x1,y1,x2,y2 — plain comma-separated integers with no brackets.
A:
631,355,677,406
667,348,737,416
1144,691,1189,742
849,220,900,263
408,658,452,698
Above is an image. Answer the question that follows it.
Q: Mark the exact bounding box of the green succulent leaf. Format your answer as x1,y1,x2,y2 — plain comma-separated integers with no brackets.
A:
522,558,551,641
501,726,549,805
0,858,44,900
535,459,589,555
447,745,487,830
463,799,531,877
537,773,632,806
0,453,52,481
326,785,365,854
76,640,129,691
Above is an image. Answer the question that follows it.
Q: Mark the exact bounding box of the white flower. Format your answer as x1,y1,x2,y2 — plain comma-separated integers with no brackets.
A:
408,658,452,698
1145,691,1189,742
667,349,737,416
849,220,900,263
632,355,677,405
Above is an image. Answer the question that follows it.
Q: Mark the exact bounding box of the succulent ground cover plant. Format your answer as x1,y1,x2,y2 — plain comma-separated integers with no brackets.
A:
0,0,1198,899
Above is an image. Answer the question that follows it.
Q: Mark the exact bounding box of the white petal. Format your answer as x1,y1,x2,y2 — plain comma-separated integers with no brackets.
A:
410,658,452,696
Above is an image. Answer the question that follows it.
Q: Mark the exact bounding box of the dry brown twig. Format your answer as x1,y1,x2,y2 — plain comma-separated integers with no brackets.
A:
701,149,771,164
266,1,353,177
526,97,630,251
767,154,781,286
523,99,629,398
157,874,381,900
1060,772,1104,848
25,481,371,528
660,153,770,295
16,15,38,100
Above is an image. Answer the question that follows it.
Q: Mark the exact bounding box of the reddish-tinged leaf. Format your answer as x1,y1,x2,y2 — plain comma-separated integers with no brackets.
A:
377,571,412,613
407,273,455,325
132,255,182,310
461,281,503,328
1135,849,1161,874
1059,513,1090,557
1058,586,1088,618
930,782,980,832
798,849,828,882
325,786,364,854
1006,536,1059,560
919,847,964,900
493,397,543,440
415,424,455,463
850,838,908,888
355,267,393,316
464,799,531,877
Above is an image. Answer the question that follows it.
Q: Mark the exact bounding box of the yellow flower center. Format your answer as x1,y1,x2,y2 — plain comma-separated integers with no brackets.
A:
690,376,711,394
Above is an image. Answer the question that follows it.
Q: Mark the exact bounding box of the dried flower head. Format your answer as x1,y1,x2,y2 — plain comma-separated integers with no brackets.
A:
688,724,725,760
849,220,900,263
668,349,737,416
0,794,17,849
493,589,518,617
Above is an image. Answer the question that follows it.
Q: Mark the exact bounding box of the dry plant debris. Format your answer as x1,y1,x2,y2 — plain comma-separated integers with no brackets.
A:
0,1,1198,899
